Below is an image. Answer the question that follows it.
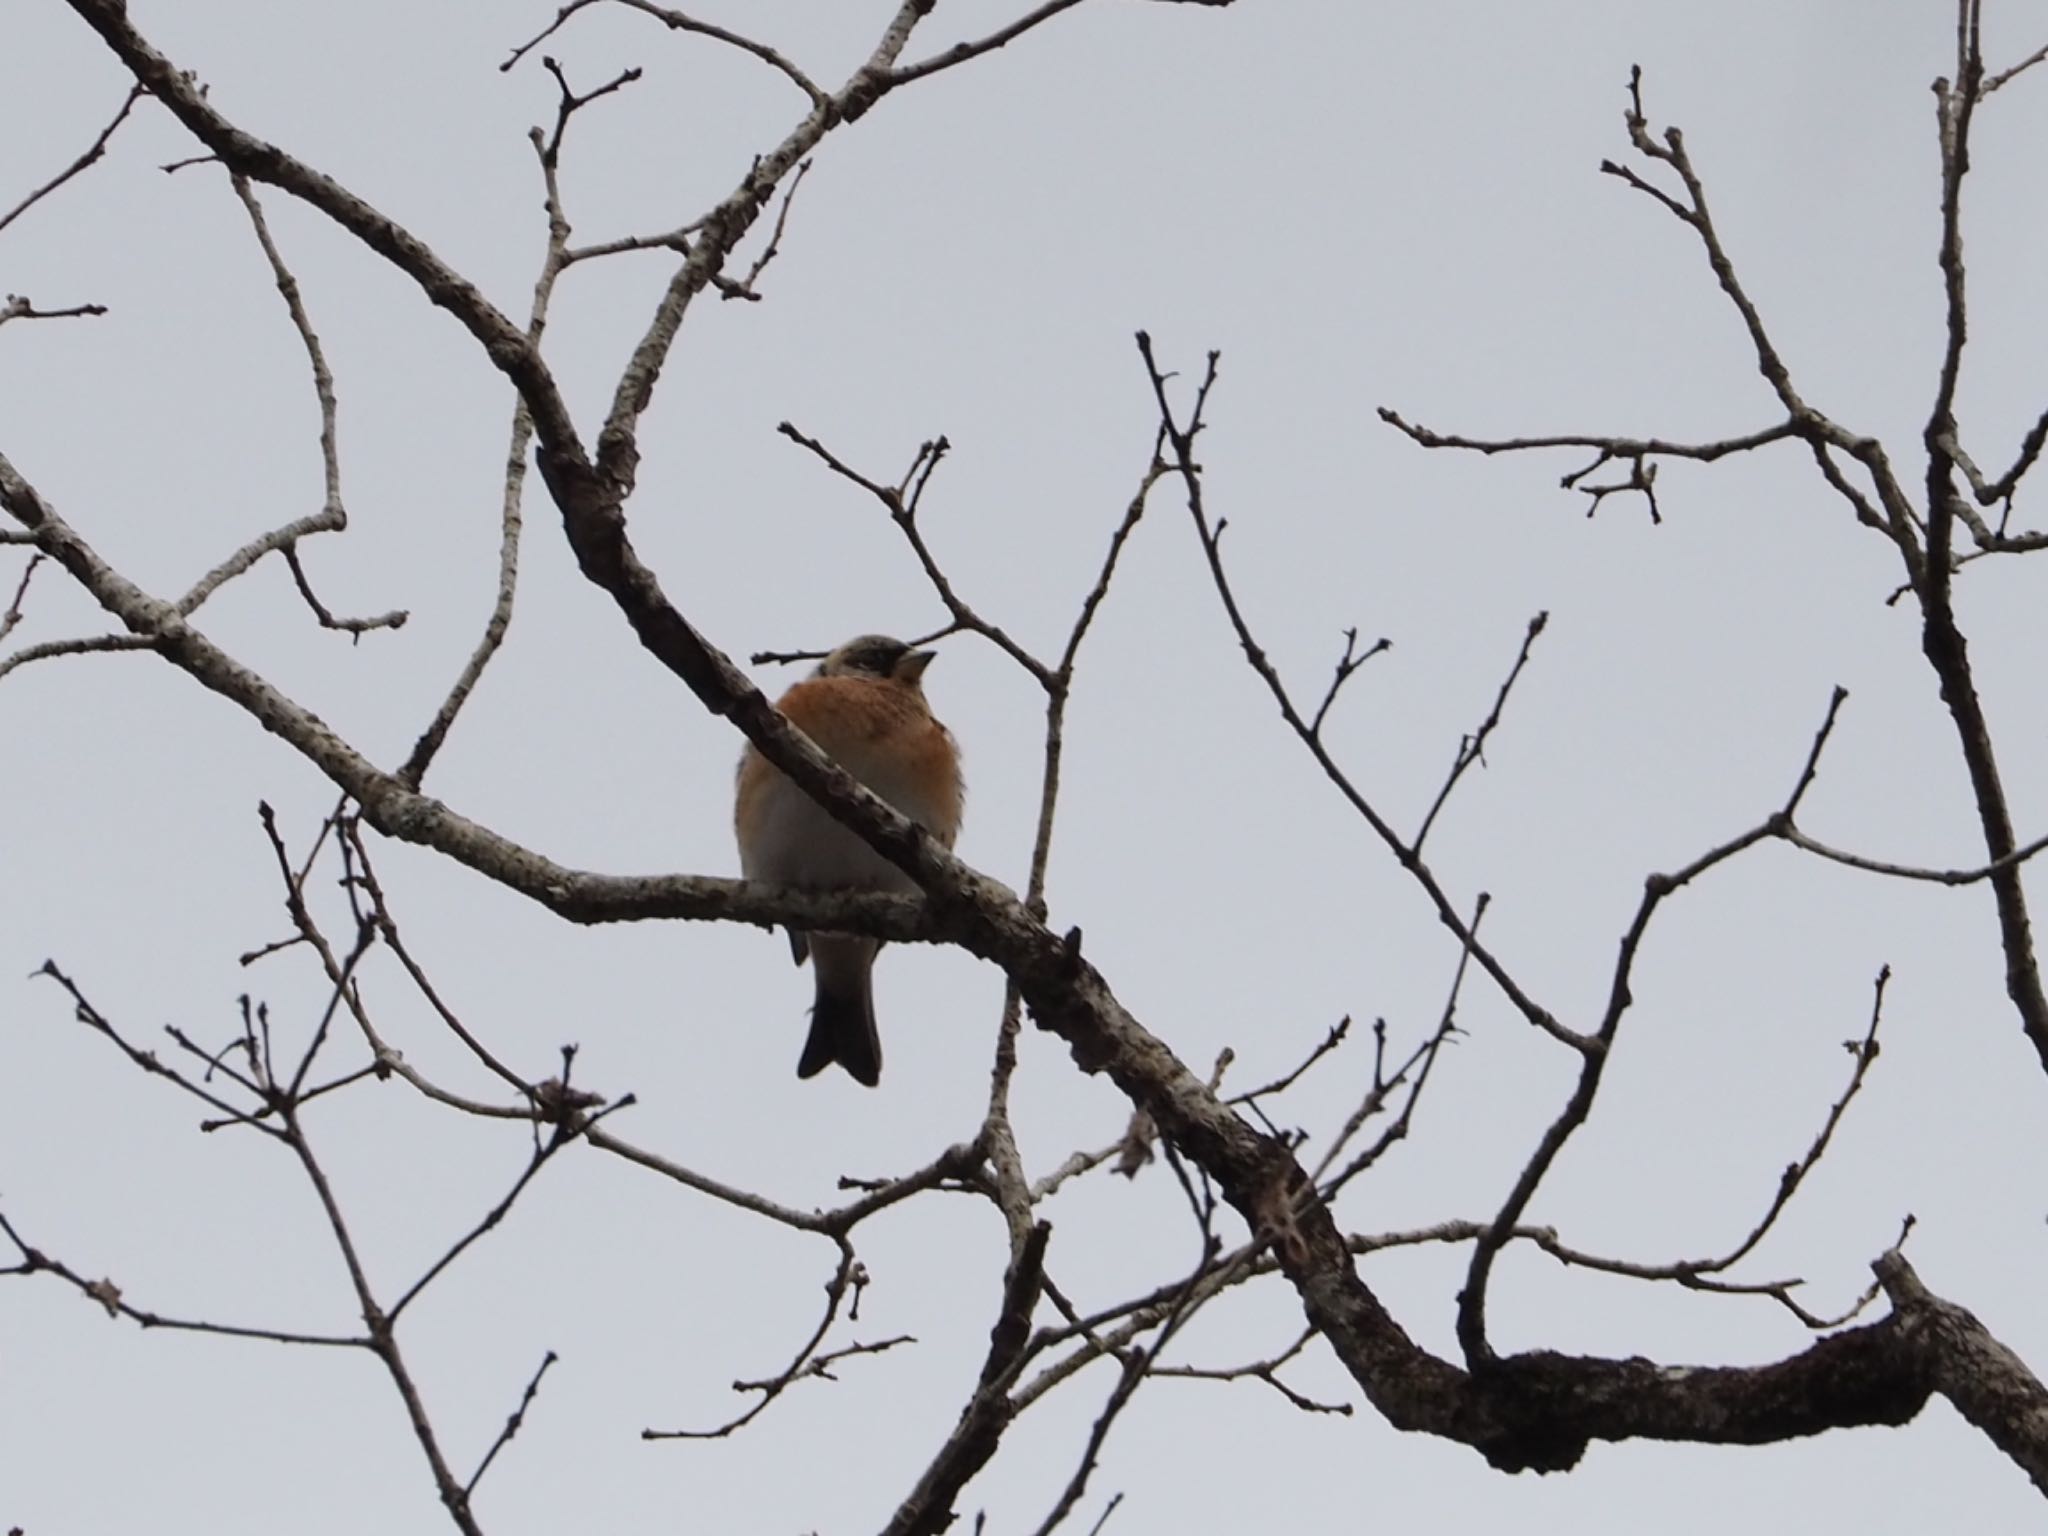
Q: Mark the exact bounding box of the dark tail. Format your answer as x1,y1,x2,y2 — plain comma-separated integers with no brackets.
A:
799,937,883,1087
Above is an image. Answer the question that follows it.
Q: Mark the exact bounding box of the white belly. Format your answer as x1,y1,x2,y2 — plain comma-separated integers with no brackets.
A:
739,753,947,893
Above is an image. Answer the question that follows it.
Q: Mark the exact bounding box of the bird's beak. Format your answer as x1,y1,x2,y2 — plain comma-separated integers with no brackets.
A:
895,649,938,684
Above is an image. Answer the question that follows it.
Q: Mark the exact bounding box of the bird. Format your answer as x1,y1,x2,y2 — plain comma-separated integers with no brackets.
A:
734,634,964,1086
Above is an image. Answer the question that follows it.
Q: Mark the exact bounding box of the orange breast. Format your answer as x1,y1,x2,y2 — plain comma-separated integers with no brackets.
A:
737,674,963,853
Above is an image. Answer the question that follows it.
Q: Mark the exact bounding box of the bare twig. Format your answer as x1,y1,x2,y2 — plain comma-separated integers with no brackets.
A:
280,544,409,636
1413,612,1547,850
881,1223,1050,1536
1025,1241,1245,1536
0,294,109,328
0,552,43,645
279,1097,490,1536
0,83,144,235
1145,333,1581,1051
1911,11,2048,1080
1,632,157,677
647,1241,877,1440
1389,67,1927,564
1153,1327,1351,1416
1377,411,1798,523
170,176,405,635
502,0,826,105
1307,628,1390,739
464,1351,559,1499
777,421,1052,684
386,1138,568,1326
1229,1016,1351,1110
1351,1219,1889,1334
1675,967,1891,1280
394,52,639,786
1455,811,1781,1364
889,0,1090,88
0,1206,361,1347
1377,966,1893,1334
1783,823,2048,885
34,961,288,1134
592,1,940,494
1317,931,1472,1197
1983,37,2048,93
1083,1494,1125,1536
719,159,811,300
540,56,644,158
342,821,534,1095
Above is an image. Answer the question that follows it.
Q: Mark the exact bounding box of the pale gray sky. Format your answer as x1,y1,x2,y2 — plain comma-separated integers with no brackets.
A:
4,2,2046,1531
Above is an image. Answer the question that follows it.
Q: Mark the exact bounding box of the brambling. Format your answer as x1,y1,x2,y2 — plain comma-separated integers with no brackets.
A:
734,634,964,1086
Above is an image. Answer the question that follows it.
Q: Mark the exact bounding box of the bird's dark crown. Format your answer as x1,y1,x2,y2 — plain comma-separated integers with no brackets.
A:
819,634,920,680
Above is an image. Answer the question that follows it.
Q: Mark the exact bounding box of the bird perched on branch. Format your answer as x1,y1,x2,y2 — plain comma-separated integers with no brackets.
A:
734,634,964,1086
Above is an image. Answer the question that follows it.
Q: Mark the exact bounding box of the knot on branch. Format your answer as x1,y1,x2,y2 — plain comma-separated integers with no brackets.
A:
1251,1157,1317,1271
840,67,886,122
1464,1353,1603,1474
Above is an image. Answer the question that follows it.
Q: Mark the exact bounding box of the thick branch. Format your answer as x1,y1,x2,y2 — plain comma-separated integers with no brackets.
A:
1879,1251,2048,1494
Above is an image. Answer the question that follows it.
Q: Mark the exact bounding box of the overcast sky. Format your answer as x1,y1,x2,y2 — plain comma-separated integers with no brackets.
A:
5,2,2048,1531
